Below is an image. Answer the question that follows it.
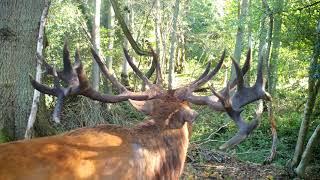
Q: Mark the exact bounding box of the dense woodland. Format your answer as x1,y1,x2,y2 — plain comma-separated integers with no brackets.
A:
0,0,319,178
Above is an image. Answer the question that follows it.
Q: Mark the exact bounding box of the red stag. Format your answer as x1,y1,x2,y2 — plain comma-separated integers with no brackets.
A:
0,43,270,179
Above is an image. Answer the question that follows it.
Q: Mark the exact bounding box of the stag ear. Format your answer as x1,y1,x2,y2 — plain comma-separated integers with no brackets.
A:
129,99,156,115
179,106,198,123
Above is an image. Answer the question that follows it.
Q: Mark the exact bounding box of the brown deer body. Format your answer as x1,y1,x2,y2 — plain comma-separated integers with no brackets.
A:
0,43,271,179
0,98,195,180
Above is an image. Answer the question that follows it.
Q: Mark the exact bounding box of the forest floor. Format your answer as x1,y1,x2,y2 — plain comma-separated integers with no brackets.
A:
182,146,290,179
182,146,320,179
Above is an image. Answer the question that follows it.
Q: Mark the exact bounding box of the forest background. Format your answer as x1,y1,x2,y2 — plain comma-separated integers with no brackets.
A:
0,0,319,178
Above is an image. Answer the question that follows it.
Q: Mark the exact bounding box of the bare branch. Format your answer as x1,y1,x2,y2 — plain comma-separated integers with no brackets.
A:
25,0,51,138
123,48,152,87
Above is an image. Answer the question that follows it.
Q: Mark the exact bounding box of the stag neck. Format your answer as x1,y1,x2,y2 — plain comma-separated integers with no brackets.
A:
133,122,190,179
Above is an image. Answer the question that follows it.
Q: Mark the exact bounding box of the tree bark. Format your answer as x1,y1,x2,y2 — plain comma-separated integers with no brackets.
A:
25,0,51,139
92,0,101,91
291,20,320,168
154,0,162,68
104,0,114,96
84,0,103,126
269,0,284,95
121,0,131,87
295,125,320,177
0,0,45,140
231,0,249,80
168,0,180,90
265,0,276,162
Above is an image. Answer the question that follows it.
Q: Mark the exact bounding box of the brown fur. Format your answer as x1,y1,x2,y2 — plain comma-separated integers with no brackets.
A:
0,98,197,180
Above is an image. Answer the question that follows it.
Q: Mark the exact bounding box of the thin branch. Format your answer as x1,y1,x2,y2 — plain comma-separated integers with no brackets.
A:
293,1,320,12
109,0,152,56
25,0,51,139
191,122,230,145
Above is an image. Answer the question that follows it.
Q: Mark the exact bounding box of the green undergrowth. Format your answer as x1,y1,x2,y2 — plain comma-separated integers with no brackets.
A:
190,104,300,166
188,85,319,167
0,129,10,143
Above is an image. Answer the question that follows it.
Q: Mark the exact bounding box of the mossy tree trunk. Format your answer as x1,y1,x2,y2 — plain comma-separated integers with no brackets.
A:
0,0,45,140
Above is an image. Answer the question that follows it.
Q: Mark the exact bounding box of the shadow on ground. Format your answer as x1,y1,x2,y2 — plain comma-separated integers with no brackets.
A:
182,146,290,179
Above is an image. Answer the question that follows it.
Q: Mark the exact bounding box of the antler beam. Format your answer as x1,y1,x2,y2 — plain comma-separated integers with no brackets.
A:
30,42,164,122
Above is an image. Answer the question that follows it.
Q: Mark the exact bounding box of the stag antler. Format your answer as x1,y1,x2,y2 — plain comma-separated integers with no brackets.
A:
30,42,164,123
180,49,271,150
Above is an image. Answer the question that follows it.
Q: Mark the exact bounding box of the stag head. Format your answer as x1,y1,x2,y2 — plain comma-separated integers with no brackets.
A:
30,42,271,150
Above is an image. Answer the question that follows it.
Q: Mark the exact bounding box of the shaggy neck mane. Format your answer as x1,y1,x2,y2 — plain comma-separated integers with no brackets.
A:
132,117,190,179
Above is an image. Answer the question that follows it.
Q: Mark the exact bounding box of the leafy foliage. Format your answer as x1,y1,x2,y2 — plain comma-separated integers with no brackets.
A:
8,0,320,176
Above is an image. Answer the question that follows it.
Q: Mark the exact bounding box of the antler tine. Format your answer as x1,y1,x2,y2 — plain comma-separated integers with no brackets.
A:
227,48,251,90
231,57,244,89
190,62,211,86
155,55,162,85
209,84,260,150
123,48,153,87
219,116,259,150
177,52,225,109
210,85,226,103
29,75,57,96
243,48,251,75
220,48,271,149
90,47,128,93
189,50,226,91
52,93,66,123
31,45,164,122
43,60,56,77
30,73,70,123
256,50,264,85
62,41,72,73
74,50,150,102
185,48,271,150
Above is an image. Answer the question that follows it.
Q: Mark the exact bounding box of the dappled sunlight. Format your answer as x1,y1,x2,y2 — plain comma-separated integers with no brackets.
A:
1,0,319,179
42,143,59,154
76,160,96,179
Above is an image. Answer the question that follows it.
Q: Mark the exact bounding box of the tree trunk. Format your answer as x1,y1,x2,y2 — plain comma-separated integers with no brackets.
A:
291,20,320,169
245,0,253,84
295,124,320,177
175,33,185,74
121,0,131,87
174,35,180,73
85,0,103,126
258,0,278,164
231,0,249,80
168,0,180,89
154,0,162,67
0,0,45,140
92,0,101,91
104,0,114,95
25,0,50,139
254,0,268,149
161,26,168,74
269,0,284,94
179,33,186,73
